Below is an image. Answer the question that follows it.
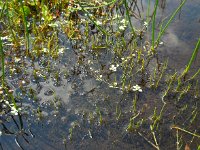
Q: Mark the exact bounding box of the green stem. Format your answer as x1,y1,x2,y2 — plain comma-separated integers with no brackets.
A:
151,0,159,52
182,38,200,76
124,0,137,37
19,0,30,55
156,0,187,46
0,36,5,87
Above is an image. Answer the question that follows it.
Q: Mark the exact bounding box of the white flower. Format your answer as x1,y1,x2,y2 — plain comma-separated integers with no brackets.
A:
96,20,102,25
42,47,48,53
109,84,118,88
5,100,9,105
58,48,64,54
97,75,103,81
21,80,26,85
119,25,126,30
144,21,148,27
1,36,10,40
132,85,142,92
14,57,21,63
10,107,19,116
120,19,127,24
109,64,118,72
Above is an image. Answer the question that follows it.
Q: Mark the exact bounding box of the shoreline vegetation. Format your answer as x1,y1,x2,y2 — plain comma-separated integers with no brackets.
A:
0,0,200,149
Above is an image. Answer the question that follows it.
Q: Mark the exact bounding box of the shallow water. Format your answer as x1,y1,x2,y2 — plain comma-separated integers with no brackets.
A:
0,0,200,150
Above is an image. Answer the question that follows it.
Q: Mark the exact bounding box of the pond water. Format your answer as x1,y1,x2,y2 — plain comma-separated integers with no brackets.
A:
0,0,200,150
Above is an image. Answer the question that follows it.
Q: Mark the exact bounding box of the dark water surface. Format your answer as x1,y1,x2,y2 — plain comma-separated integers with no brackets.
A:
0,0,200,150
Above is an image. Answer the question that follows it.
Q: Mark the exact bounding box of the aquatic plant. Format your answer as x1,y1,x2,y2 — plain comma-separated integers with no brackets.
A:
0,0,199,149
0,36,5,86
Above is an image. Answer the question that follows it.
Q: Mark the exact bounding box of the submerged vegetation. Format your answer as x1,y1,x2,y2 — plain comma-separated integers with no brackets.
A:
0,0,200,149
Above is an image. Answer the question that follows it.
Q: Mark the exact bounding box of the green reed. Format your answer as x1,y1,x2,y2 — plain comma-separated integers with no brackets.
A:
156,0,187,46
0,36,5,87
176,38,200,90
19,0,30,55
151,0,159,52
124,0,137,37
182,38,200,77
150,0,187,51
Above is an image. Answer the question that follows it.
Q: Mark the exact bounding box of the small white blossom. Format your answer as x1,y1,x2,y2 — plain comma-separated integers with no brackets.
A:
144,21,148,28
109,64,118,72
97,74,103,81
21,80,26,85
132,85,142,92
10,107,19,116
1,36,10,40
42,47,49,53
58,48,64,54
5,100,9,105
109,85,118,88
15,57,21,63
119,25,126,30
120,19,127,24
96,20,102,25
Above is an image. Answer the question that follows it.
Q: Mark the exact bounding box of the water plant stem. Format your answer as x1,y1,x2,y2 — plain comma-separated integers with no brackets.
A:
156,0,187,46
0,36,5,86
124,0,137,37
151,0,159,52
182,38,200,77
19,0,30,55
171,126,200,138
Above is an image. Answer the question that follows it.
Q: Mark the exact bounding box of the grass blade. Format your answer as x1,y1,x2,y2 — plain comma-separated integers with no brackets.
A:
124,0,137,37
182,38,200,77
0,36,5,87
156,0,187,46
151,0,159,52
